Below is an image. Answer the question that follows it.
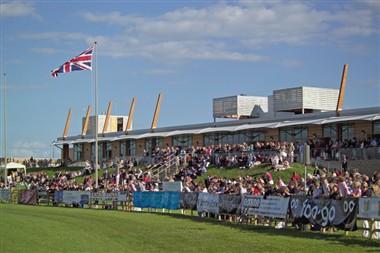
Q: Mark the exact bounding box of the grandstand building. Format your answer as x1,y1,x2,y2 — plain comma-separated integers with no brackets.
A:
54,85,380,164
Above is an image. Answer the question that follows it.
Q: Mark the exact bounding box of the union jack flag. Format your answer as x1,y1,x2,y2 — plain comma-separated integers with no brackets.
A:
51,47,93,77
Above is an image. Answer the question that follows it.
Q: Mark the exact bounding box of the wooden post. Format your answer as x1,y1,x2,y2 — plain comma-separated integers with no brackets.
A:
336,64,349,115
151,93,163,130
63,108,72,138
370,219,374,239
126,97,136,132
82,105,92,136
102,101,112,134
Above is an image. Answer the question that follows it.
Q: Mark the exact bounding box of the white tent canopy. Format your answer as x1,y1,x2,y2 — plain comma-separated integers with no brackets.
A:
5,162,26,174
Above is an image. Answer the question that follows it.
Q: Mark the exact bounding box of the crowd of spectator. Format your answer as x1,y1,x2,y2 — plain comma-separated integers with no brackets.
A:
1,139,379,201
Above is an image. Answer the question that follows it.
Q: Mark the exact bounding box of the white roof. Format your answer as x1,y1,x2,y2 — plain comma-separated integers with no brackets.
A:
54,112,380,145
6,162,26,170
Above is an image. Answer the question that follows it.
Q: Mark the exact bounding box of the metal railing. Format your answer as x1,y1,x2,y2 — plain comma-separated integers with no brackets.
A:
148,153,180,181
310,147,380,161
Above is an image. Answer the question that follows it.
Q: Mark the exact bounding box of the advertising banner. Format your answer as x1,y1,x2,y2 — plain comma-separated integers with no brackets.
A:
19,189,37,205
54,191,63,203
0,189,10,202
290,196,358,230
219,194,241,214
62,191,90,205
133,192,180,210
180,192,199,210
197,193,219,214
91,192,128,202
358,197,380,219
240,195,289,219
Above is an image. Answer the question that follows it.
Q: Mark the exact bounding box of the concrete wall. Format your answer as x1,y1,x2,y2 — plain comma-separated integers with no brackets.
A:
353,122,372,140
308,125,323,139
136,139,145,156
83,143,91,161
163,137,172,147
265,129,279,141
112,141,120,161
192,134,204,146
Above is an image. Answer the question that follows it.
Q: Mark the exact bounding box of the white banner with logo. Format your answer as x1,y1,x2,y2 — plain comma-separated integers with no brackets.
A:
163,182,183,192
197,193,219,214
358,197,380,219
91,192,128,202
240,195,289,219
62,191,90,205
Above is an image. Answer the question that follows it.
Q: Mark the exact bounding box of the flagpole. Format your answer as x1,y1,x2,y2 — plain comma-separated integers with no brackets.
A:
94,41,99,189
3,73,7,187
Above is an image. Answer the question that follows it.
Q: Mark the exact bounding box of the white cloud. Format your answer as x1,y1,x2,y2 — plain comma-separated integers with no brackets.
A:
21,1,379,62
0,1,39,18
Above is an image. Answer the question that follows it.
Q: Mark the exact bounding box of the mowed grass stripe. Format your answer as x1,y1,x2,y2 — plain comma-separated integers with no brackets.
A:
1,204,379,253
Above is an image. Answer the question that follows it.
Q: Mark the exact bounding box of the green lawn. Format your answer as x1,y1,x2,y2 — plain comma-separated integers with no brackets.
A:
195,163,316,184
1,204,378,253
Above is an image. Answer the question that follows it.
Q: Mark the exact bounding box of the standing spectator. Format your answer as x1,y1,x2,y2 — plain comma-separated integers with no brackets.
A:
341,155,348,173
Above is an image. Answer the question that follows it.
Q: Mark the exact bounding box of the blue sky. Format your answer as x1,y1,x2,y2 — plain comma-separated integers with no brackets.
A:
0,0,379,158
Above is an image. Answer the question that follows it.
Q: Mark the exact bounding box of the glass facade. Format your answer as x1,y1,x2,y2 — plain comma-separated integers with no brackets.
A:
374,121,380,135
323,124,337,140
73,143,83,161
279,127,308,143
172,135,192,147
203,131,264,146
145,137,163,153
91,143,103,161
120,141,126,158
341,124,354,141
105,142,112,160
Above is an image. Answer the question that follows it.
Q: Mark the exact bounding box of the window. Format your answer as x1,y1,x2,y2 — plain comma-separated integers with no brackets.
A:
172,135,192,147
129,140,136,157
123,140,136,157
203,132,239,146
323,124,337,140
374,121,380,135
341,124,354,141
120,141,126,158
105,142,112,160
280,127,308,143
91,143,103,161
73,144,83,161
241,131,265,143
204,133,223,146
145,137,163,153
117,118,124,132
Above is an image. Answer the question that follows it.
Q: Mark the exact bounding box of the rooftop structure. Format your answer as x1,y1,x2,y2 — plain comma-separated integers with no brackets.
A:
272,86,339,114
213,95,268,120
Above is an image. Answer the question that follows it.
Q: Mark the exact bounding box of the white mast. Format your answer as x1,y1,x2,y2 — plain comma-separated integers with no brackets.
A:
94,42,99,188
3,73,7,186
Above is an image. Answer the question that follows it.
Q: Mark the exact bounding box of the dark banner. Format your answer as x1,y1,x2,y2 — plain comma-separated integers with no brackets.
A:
219,194,241,214
180,192,199,210
290,196,358,230
19,189,37,205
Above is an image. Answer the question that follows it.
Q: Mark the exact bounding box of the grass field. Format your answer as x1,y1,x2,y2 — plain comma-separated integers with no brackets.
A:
195,163,316,184
1,204,379,253
27,163,315,186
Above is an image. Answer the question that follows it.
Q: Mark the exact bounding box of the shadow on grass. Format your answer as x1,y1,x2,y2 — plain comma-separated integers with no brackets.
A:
154,212,380,250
